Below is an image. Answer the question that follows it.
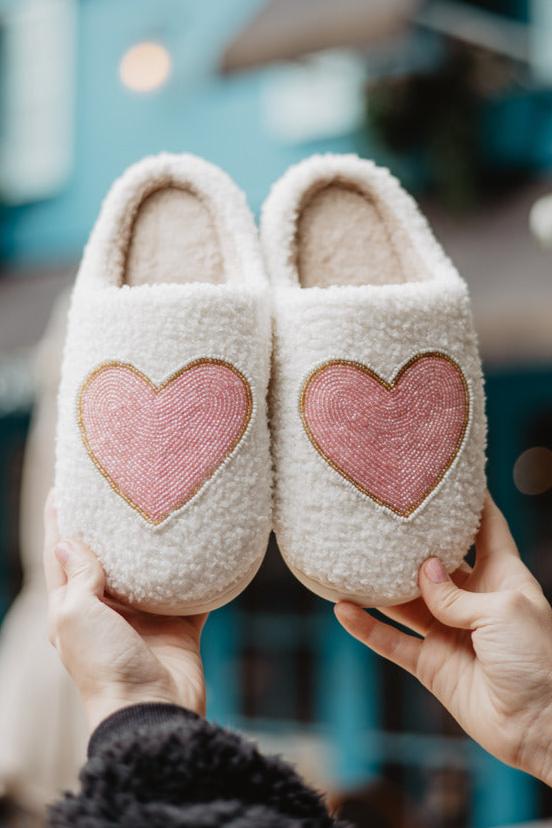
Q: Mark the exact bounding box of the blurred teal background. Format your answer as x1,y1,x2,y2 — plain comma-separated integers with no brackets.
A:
1,1,552,826
1,0,360,263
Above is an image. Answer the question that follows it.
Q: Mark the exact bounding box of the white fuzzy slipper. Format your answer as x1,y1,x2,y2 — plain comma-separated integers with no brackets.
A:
262,154,486,607
55,154,271,614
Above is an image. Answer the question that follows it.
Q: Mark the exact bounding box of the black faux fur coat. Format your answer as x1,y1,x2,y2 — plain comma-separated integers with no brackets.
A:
48,704,348,827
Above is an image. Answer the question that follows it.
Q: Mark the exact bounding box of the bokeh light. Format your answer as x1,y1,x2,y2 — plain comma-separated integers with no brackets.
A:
513,446,552,495
119,41,171,93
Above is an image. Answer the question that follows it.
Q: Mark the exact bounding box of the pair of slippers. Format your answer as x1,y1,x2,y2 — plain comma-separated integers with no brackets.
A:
55,153,486,615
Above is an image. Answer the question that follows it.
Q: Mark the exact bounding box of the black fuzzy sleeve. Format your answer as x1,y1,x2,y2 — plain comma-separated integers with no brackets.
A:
48,704,347,827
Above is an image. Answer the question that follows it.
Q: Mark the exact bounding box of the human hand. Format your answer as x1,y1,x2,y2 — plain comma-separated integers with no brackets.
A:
43,491,207,732
335,493,552,786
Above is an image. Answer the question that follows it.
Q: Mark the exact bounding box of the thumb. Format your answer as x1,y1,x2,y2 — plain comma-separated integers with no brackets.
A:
419,557,491,630
55,539,106,598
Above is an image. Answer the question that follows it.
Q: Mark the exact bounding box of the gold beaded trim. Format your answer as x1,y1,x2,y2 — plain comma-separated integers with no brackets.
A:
299,351,470,518
77,358,254,525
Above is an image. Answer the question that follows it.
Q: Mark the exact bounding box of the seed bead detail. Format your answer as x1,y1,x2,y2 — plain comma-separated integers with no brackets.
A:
78,359,253,525
300,352,470,518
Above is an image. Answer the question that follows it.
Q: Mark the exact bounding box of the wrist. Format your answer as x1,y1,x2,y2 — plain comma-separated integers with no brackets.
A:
517,704,552,787
83,686,181,733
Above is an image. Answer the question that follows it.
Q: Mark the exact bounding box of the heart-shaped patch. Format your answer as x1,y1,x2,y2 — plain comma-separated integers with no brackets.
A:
78,359,252,525
300,352,469,518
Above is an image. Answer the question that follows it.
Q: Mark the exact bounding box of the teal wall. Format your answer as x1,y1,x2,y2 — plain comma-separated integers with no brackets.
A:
3,0,550,265
0,0,358,264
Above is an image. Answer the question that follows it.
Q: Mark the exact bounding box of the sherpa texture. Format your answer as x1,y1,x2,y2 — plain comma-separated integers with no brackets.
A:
55,154,271,613
262,154,486,606
126,188,225,285
48,704,346,827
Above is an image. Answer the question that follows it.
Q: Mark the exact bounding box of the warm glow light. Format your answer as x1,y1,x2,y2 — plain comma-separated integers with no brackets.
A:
513,446,552,495
119,42,171,93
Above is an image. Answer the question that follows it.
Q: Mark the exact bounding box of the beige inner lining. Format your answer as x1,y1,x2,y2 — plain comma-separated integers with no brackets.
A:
124,186,224,286
296,183,424,288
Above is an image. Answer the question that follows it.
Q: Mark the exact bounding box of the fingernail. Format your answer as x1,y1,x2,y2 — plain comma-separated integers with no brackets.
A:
55,542,71,564
335,601,364,623
424,557,449,584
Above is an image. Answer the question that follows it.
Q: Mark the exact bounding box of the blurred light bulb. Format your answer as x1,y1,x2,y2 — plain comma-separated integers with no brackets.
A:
513,446,552,495
529,194,552,248
119,41,171,93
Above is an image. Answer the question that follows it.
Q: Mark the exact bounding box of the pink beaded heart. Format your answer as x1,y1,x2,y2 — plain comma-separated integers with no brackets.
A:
78,359,252,525
300,353,469,518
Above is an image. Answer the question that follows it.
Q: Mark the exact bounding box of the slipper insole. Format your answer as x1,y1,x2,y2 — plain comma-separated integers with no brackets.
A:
296,184,423,288
125,187,224,286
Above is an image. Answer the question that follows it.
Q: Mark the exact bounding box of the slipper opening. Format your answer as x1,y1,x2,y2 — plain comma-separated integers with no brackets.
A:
295,180,426,288
124,185,225,286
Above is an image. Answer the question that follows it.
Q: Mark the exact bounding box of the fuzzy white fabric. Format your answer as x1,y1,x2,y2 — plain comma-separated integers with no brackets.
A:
56,154,271,614
262,154,486,606
125,187,225,285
